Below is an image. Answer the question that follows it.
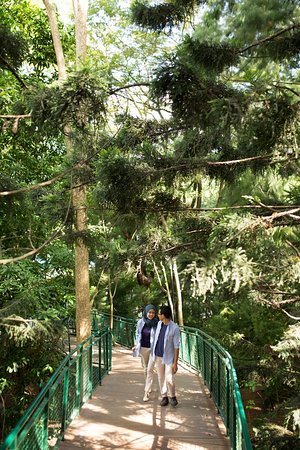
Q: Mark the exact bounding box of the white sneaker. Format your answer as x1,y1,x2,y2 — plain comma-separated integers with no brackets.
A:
143,392,150,402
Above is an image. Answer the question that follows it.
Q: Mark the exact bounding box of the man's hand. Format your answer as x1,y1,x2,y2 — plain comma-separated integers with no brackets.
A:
172,362,178,374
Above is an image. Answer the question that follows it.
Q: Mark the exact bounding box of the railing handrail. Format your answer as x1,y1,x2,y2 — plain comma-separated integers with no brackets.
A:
0,327,112,450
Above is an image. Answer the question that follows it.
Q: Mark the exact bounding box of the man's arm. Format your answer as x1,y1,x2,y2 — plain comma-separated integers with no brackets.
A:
172,348,179,373
172,325,181,373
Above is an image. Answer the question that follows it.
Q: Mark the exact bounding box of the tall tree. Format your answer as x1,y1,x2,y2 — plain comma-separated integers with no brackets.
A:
43,0,91,343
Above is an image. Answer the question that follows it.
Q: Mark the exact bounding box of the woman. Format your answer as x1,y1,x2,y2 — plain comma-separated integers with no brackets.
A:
132,304,158,401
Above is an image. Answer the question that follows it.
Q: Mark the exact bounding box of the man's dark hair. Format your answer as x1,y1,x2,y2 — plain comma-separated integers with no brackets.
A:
160,304,172,319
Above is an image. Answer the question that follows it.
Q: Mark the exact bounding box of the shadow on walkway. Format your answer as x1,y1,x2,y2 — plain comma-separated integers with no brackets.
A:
59,346,230,450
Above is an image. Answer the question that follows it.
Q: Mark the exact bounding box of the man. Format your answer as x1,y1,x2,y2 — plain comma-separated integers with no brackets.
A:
150,304,181,406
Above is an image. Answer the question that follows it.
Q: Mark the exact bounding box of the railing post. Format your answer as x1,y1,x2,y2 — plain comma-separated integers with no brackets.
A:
120,319,124,343
98,333,102,384
42,391,49,450
61,363,70,438
89,338,93,397
226,366,230,434
102,332,106,375
187,331,192,366
217,354,221,410
210,346,214,393
232,401,237,450
196,332,202,376
68,323,71,353
75,345,83,414
105,330,109,372
108,330,112,371
203,339,207,384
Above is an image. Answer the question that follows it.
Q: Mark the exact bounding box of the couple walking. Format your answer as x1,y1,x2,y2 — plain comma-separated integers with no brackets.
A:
132,304,181,407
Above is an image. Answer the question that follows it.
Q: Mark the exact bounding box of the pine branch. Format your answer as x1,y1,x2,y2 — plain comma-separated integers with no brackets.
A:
255,288,300,303
286,240,300,258
0,114,31,119
93,203,300,214
109,82,151,95
147,153,276,174
239,23,300,55
273,83,300,98
0,54,27,88
0,228,62,265
0,188,72,265
254,201,300,222
281,309,300,320
257,296,300,320
0,168,72,197
0,125,123,197
262,205,297,222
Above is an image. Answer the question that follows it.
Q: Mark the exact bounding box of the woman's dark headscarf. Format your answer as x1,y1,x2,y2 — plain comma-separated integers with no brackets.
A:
143,304,158,328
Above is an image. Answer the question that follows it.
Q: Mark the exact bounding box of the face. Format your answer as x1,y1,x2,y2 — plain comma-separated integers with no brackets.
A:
157,310,162,320
147,309,156,319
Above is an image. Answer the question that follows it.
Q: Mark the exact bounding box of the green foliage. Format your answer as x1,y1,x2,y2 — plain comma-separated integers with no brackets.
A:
286,182,300,204
226,0,298,46
259,30,300,66
0,319,65,440
94,148,149,213
180,36,240,75
185,247,254,297
252,422,300,449
0,24,27,69
131,0,203,31
0,257,74,440
28,69,107,135
152,56,245,126
272,323,300,364
0,259,74,320
115,114,177,148
0,0,74,77
237,94,298,158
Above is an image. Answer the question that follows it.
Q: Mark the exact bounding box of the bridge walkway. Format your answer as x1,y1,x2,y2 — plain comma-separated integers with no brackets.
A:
59,345,230,450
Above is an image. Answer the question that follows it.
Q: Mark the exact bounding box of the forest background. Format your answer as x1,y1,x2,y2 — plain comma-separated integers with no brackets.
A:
0,0,299,448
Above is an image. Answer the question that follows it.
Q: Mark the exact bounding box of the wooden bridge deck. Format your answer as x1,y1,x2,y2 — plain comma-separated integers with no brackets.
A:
59,345,230,450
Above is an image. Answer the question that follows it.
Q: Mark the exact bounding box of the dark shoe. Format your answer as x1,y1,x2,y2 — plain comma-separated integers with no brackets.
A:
160,397,169,406
170,396,178,406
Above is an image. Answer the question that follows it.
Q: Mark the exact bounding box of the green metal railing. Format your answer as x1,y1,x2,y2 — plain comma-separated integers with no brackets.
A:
96,312,252,450
1,313,251,450
0,327,112,450
92,313,135,347
179,326,252,450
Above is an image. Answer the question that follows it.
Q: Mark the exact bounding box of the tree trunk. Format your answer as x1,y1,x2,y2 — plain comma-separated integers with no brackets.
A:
73,184,91,343
73,0,88,65
44,0,91,344
216,179,225,207
108,274,117,345
191,180,202,209
160,260,174,318
43,0,67,80
173,258,184,326
72,0,91,344
108,274,114,330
